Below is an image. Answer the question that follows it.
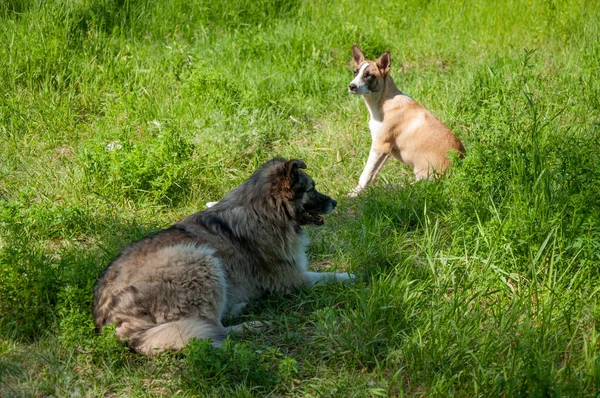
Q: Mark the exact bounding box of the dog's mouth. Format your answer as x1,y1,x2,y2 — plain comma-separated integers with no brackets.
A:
302,211,324,226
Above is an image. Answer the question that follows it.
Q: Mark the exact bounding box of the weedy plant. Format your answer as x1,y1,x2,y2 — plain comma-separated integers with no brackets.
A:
1,0,600,396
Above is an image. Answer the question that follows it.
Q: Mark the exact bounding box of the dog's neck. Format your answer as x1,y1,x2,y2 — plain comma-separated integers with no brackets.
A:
361,75,404,122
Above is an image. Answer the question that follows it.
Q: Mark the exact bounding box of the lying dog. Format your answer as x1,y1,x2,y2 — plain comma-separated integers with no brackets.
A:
93,158,354,355
348,45,465,196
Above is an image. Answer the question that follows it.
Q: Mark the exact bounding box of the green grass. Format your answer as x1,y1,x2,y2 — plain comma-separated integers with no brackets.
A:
1,0,600,395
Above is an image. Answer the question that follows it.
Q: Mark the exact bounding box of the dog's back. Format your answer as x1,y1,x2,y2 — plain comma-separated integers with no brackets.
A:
93,227,229,355
383,95,465,179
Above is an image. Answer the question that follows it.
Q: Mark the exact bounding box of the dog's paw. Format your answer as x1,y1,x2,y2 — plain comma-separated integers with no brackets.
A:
346,187,363,198
337,272,357,284
227,321,273,336
205,201,219,208
246,320,274,332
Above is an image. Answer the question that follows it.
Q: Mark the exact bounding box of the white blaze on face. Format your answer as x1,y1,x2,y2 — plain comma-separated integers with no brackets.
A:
349,62,372,95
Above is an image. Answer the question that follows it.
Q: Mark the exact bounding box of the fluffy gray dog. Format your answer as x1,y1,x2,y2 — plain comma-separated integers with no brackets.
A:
93,158,354,355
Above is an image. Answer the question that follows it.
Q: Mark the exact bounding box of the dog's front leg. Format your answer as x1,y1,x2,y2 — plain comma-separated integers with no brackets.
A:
303,271,356,287
348,147,390,197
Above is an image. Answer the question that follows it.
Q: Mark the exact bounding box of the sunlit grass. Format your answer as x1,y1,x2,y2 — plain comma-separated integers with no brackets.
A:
1,0,600,396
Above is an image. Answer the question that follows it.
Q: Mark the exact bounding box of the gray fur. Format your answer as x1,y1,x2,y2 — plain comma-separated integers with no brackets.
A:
93,158,354,355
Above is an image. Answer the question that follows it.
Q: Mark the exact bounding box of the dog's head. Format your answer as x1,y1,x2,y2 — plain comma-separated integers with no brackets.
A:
270,159,337,226
212,158,337,228
348,45,390,95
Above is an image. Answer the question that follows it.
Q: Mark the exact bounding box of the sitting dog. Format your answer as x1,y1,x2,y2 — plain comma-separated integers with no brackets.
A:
348,45,465,196
93,158,354,355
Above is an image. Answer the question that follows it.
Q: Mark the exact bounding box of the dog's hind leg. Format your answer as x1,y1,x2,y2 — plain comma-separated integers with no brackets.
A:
133,318,271,354
228,302,248,317
130,317,227,355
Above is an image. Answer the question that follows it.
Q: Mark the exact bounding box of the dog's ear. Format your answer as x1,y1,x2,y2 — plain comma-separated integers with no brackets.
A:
285,159,307,183
376,51,391,75
352,45,365,66
286,159,307,189
287,159,307,170
274,159,307,198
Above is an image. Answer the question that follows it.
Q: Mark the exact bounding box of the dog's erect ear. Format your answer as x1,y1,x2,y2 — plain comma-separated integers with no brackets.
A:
285,159,307,180
286,159,307,187
352,45,365,66
376,51,391,75
287,159,307,170
274,159,307,198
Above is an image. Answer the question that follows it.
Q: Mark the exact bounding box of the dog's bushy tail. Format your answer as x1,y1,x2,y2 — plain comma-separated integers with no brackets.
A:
129,318,226,355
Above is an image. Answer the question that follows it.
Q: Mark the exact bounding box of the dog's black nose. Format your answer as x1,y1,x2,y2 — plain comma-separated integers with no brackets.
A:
348,83,357,91
331,199,337,209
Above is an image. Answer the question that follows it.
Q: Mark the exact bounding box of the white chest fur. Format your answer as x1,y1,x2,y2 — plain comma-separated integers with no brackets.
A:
368,118,385,139
363,93,385,140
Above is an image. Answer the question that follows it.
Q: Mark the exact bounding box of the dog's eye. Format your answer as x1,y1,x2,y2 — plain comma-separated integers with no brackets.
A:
364,71,371,78
353,69,358,76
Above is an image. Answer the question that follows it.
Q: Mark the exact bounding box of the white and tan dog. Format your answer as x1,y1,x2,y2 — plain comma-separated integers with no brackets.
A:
347,45,465,196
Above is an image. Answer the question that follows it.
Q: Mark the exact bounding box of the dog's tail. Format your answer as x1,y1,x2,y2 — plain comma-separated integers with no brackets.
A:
129,318,226,356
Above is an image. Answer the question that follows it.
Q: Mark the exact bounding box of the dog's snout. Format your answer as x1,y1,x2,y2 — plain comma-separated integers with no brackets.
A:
330,198,337,209
348,83,357,91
